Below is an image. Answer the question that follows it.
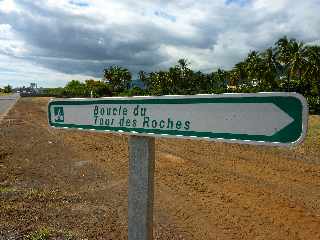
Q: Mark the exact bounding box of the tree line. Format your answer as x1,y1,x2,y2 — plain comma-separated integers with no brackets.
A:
0,85,13,94
42,36,320,114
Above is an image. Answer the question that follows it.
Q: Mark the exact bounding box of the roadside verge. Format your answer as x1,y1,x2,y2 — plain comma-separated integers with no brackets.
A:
0,94,21,123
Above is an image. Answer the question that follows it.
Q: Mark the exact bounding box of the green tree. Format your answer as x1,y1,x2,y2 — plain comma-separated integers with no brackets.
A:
132,36,319,113
290,40,306,82
275,36,292,90
118,86,146,97
192,71,210,94
85,79,111,97
244,51,265,89
138,70,148,88
3,85,12,93
260,48,279,90
167,58,194,94
304,45,320,96
275,37,307,91
103,66,132,93
228,62,249,91
208,69,228,93
64,80,87,97
45,87,65,97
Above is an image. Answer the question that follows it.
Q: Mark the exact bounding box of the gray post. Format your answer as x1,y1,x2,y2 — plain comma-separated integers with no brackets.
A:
128,136,155,240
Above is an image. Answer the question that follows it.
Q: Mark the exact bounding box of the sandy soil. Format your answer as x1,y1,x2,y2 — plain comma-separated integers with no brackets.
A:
0,97,320,239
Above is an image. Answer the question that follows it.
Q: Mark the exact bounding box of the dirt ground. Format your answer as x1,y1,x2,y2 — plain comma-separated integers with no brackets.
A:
1,97,320,240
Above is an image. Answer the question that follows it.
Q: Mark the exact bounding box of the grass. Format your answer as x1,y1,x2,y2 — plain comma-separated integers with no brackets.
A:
25,228,50,240
0,92,11,96
0,186,16,193
301,115,320,147
24,188,59,200
24,228,76,240
24,189,47,199
62,231,75,240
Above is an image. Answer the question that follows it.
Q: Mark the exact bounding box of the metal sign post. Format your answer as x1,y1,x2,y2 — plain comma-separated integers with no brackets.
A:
128,136,155,240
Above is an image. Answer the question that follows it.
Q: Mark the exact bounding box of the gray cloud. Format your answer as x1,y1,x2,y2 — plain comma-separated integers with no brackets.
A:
0,0,320,86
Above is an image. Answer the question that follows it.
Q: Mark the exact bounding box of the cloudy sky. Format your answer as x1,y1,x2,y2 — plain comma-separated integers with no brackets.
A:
0,0,320,87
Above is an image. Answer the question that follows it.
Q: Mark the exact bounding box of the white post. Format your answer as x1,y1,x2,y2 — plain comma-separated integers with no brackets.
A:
128,136,155,240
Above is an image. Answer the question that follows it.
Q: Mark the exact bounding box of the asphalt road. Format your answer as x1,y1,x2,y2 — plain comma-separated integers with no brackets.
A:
0,93,20,119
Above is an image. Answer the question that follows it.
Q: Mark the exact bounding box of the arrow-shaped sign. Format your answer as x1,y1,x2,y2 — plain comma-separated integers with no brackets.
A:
48,92,308,146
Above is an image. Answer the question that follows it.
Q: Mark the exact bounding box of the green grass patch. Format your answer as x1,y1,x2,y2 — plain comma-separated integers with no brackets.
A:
24,188,59,200
25,228,50,240
24,189,47,199
0,186,16,193
24,228,76,240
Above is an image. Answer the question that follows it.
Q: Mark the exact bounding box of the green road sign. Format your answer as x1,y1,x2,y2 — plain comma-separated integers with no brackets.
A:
48,92,308,146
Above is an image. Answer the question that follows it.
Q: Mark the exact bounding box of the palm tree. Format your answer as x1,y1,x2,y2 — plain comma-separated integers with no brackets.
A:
177,58,189,70
168,59,193,94
289,41,307,83
245,51,264,88
210,69,228,93
233,62,248,89
103,66,132,92
138,70,148,89
275,36,307,91
228,70,240,91
275,36,292,90
304,45,320,95
260,48,279,90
